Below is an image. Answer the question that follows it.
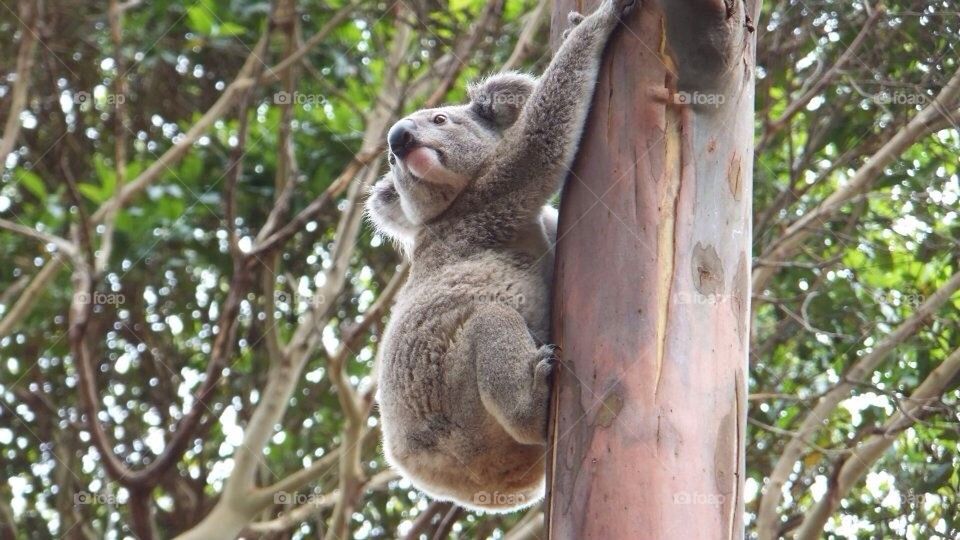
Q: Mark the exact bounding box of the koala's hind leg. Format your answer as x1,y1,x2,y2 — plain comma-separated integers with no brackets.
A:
464,304,555,445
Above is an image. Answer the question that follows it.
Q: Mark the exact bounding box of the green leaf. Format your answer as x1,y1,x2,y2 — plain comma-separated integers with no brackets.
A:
217,22,245,37
77,183,107,203
449,0,475,12
875,248,894,271
93,154,117,196
14,169,46,199
179,154,203,183
187,2,215,35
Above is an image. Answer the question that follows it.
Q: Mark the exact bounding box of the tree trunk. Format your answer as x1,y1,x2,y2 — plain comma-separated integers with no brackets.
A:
546,1,757,538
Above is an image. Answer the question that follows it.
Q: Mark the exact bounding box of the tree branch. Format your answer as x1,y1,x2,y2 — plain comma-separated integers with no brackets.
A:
89,35,264,224
429,504,463,540
503,510,545,540
245,470,398,535
753,66,960,295
0,218,77,258
424,0,504,106
793,346,960,539
761,7,885,142
0,254,67,342
0,0,40,165
250,150,379,256
258,0,361,85
756,269,960,539
95,0,132,274
501,0,550,72
257,447,341,502
402,501,454,540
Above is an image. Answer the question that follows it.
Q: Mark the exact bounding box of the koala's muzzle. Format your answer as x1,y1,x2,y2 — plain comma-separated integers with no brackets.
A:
388,119,418,160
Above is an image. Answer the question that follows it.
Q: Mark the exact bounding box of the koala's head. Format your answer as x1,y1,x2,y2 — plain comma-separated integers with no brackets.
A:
378,72,536,230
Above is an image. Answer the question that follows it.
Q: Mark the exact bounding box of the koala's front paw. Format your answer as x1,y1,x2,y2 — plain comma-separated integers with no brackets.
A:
368,178,397,206
603,0,639,19
370,176,397,196
562,11,584,41
533,345,558,386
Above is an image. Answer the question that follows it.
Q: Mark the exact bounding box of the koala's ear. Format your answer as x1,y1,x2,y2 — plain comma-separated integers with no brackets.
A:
467,72,536,128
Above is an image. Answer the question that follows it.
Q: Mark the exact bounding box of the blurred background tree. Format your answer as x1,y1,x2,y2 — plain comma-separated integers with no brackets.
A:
0,0,957,538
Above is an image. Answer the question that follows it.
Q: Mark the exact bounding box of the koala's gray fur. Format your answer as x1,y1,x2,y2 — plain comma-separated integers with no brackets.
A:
366,0,634,512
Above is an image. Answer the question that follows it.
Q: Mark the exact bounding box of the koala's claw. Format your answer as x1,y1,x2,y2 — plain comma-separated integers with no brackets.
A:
603,0,638,19
533,345,558,383
617,0,639,17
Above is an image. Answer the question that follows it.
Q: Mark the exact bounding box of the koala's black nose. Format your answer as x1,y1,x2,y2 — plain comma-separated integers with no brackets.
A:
388,119,417,159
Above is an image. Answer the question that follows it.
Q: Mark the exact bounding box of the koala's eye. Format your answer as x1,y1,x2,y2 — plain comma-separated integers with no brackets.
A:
432,114,447,125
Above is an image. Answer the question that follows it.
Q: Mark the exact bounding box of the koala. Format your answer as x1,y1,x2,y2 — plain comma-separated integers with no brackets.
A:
366,0,635,512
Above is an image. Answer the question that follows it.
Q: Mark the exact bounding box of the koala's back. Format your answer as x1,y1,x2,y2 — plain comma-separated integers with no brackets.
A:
378,250,550,510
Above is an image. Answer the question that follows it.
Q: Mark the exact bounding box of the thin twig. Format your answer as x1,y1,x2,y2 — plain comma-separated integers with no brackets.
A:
0,0,41,165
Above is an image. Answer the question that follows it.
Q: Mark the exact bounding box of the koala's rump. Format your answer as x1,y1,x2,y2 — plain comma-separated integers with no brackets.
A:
377,260,549,509
380,396,545,511
378,320,545,509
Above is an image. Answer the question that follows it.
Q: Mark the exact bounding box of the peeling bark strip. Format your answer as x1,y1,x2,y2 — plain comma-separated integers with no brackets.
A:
655,102,682,397
546,0,756,538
